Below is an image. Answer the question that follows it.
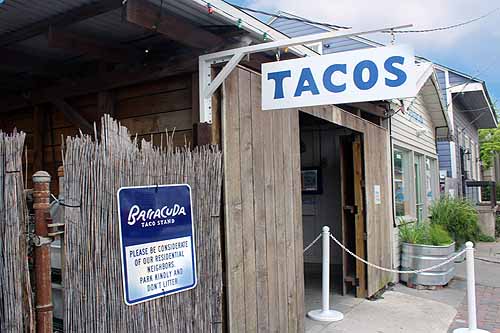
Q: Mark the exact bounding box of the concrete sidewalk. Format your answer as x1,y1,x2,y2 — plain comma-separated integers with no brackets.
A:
306,290,457,333
305,241,500,333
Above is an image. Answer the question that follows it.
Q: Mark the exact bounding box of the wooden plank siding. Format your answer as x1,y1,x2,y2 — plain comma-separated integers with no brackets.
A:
223,67,393,329
302,105,393,296
0,73,196,193
391,92,438,157
222,66,304,332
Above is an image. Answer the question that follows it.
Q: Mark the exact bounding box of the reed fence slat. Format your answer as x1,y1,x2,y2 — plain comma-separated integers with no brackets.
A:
62,115,223,332
0,130,33,333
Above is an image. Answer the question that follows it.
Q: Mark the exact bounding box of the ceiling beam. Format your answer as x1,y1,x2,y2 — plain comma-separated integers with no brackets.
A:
48,27,142,63
0,54,198,112
51,99,94,134
347,102,388,118
126,0,224,49
0,0,123,47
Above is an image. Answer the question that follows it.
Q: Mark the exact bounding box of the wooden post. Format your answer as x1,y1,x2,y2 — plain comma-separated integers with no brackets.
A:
32,171,53,333
193,122,212,146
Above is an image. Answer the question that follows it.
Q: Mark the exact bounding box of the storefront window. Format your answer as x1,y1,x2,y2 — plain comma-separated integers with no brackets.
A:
394,149,408,217
425,157,434,206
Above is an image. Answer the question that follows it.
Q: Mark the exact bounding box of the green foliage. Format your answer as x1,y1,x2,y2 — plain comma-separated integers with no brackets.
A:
478,234,496,242
429,197,480,247
480,183,500,202
399,222,453,246
428,224,454,246
479,127,500,169
399,223,426,244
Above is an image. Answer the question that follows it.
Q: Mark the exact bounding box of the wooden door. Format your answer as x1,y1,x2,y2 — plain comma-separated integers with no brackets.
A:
340,134,367,298
302,106,393,297
222,66,304,332
352,135,367,298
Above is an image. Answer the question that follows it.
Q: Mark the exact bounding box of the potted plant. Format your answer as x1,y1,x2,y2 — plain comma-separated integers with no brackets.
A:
429,197,480,262
399,222,456,287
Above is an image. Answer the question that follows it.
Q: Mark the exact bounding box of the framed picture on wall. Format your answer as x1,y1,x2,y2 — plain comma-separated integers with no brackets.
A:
301,167,322,194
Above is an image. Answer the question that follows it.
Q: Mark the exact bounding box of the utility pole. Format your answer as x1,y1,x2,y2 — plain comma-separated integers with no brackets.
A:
33,171,53,333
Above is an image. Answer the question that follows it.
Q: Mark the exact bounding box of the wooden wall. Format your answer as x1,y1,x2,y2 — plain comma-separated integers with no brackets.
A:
0,73,195,193
302,106,393,296
222,66,305,332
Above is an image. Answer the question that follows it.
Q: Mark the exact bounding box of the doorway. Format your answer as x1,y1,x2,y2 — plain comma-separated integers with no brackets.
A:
299,112,367,301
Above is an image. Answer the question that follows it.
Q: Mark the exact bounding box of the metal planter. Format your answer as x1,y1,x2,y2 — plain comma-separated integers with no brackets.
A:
400,242,456,286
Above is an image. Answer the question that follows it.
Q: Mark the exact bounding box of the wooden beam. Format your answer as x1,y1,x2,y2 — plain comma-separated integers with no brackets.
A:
1,55,197,112
48,27,141,63
193,122,212,146
51,99,93,134
126,0,224,49
347,102,388,118
0,0,123,47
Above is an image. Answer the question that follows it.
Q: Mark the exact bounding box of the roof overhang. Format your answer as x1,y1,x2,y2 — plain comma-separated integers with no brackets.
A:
451,83,497,129
414,62,449,129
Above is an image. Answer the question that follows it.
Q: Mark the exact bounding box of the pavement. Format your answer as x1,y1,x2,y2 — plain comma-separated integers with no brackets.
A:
305,241,500,333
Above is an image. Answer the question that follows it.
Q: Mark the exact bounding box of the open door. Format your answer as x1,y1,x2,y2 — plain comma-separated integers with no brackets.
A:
352,135,367,298
340,134,367,298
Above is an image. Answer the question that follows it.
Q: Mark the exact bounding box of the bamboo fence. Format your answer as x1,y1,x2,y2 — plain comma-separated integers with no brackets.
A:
62,115,223,332
0,130,33,333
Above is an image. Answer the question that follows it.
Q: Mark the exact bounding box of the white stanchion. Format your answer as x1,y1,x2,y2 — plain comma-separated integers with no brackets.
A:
307,226,344,322
453,242,490,333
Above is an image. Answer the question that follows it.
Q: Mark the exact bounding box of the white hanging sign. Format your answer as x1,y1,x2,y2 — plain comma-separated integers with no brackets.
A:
261,45,417,110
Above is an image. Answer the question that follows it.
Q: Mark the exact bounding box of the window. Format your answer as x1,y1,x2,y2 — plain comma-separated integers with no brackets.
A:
394,149,409,217
425,157,435,206
414,154,424,222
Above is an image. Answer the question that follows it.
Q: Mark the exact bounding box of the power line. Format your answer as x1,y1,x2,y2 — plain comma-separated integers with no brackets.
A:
225,2,351,30
384,8,499,33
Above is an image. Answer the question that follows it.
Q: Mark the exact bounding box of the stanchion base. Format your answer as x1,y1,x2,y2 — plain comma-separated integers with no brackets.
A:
453,328,490,333
307,309,344,322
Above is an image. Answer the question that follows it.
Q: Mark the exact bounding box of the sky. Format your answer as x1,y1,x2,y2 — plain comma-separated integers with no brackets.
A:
229,0,500,107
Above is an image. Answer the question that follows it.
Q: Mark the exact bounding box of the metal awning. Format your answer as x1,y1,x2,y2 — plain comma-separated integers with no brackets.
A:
450,82,497,129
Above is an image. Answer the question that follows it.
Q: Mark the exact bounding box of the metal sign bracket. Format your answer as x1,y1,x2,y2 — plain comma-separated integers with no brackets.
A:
198,24,412,124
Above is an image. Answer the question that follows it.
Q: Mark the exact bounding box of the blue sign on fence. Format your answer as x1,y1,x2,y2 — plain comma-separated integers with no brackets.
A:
117,184,196,305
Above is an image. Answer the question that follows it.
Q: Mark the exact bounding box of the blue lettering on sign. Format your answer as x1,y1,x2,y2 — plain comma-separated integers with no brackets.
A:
384,56,407,87
353,60,378,90
294,68,320,97
117,184,196,305
323,64,347,93
407,110,424,125
267,70,291,99
266,53,411,101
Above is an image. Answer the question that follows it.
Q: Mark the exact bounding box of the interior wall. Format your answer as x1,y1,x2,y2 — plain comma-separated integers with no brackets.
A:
0,73,195,193
300,128,342,266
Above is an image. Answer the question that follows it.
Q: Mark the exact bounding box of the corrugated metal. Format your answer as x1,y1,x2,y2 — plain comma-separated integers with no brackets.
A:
0,0,95,35
153,0,229,26
454,91,496,129
323,36,372,54
271,17,326,37
400,243,456,286
270,17,374,53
